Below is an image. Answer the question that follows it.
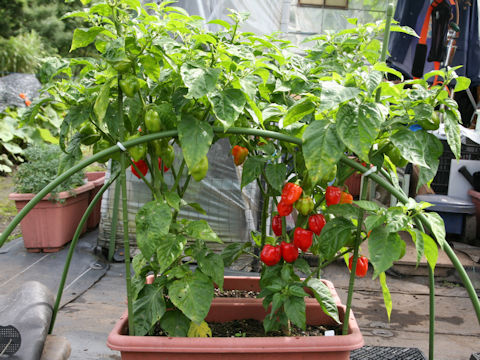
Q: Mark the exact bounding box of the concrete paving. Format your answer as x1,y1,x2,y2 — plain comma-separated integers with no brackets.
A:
49,234,480,360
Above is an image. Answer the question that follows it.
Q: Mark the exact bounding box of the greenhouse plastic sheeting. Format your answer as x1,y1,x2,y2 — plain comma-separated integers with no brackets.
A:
388,0,480,85
0,73,41,112
97,139,261,265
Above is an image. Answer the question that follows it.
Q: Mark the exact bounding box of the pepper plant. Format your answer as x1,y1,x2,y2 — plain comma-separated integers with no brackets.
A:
2,0,480,356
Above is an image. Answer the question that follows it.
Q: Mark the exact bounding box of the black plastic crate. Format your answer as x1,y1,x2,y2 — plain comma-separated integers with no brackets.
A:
431,140,480,195
351,346,426,359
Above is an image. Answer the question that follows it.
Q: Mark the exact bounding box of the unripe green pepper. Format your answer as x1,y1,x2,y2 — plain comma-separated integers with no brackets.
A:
295,196,314,216
79,124,100,145
190,156,208,182
93,139,120,163
145,109,162,133
160,144,175,168
110,58,131,73
119,74,140,98
127,134,147,162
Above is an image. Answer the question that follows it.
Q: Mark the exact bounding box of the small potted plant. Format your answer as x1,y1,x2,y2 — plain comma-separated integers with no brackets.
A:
8,144,93,252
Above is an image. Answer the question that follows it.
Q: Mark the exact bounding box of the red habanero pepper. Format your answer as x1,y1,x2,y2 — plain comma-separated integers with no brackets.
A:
325,186,342,206
158,158,169,172
281,182,303,205
293,228,313,252
260,244,281,266
271,215,283,236
348,255,369,277
277,200,293,217
131,159,149,179
308,214,326,235
281,241,298,263
231,145,249,166
340,192,353,204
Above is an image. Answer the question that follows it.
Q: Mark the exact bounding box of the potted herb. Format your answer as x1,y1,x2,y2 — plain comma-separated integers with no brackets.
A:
1,1,479,359
8,145,92,252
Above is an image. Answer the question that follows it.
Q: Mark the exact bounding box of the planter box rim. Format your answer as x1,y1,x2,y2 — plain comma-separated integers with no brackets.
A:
86,171,106,186
8,182,94,201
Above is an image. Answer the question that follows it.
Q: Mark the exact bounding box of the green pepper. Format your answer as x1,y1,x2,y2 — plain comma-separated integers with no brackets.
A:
93,139,120,163
190,156,208,182
79,124,100,145
417,111,440,131
145,109,162,133
119,74,140,98
127,134,147,162
110,58,131,73
386,146,409,167
160,144,175,168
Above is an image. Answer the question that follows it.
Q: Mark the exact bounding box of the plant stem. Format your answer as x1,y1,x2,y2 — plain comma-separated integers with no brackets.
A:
49,172,119,334
109,169,121,262
342,179,368,335
260,186,270,248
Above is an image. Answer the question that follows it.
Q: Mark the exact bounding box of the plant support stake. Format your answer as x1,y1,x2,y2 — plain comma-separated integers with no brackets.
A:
49,172,119,334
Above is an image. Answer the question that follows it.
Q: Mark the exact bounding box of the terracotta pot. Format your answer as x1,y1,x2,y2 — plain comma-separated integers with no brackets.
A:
86,172,106,230
107,276,363,360
8,182,94,252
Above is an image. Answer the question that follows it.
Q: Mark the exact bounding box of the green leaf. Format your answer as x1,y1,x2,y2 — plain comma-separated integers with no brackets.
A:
195,251,224,290
133,283,166,335
140,54,161,81
336,102,383,161
281,98,315,128
423,212,447,250
221,242,251,267
185,220,222,243
160,310,190,337
94,79,112,122
164,191,181,211
284,296,306,330
379,272,392,320
368,227,405,278
365,71,383,94
303,120,344,184
307,278,340,323
132,253,147,274
385,207,409,232
453,76,471,92
317,81,361,112
408,228,424,267
444,108,461,159
37,128,58,144
264,163,287,192
180,64,220,99
354,200,381,212
136,201,172,259
186,202,206,215
70,27,105,51
208,89,246,130
315,217,355,259
178,113,213,170
417,160,439,191
373,62,404,80
325,204,359,220
168,270,214,324
156,234,186,274
241,156,265,188
423,231,439,269
294,257,311,275
208,19,231,29
390,130,443,168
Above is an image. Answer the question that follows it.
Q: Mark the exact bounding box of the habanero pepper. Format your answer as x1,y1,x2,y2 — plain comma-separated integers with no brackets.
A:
281,182,303,205
127,134,147,162
339,192,353,204
190,156,208,182
119,74,140,98
131,159,149,179
280,241,298,263
277,200,293,217
325,186,341,207
260,244,281,266
231,145,248,166
271,214,283,237
145,109,162,133
158,158,169,172
308,213,326,235
295,196,314,216
348,255,369,277
293,227,313,252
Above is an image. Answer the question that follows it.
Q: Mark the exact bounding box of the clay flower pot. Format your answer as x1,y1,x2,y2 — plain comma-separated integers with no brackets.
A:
86,171,106,230
107,276,363,360
8,182,94,252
